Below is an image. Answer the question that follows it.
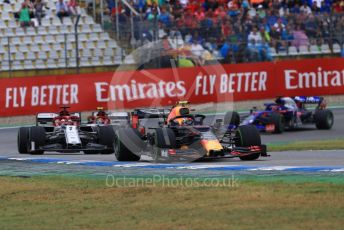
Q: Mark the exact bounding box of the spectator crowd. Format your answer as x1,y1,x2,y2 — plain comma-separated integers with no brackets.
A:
107,0,344,64
11,0,79,29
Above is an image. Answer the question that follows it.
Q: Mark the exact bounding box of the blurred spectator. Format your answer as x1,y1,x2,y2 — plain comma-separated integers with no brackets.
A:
112,0,344,64
107,0,116,12
319,1,331,13
333,1,344,13
159,7,171,27
260,27,271,43
273,18,286,33
312,0,324,8
257,5,267,19
25,0,35,18
292,25,310,48
190,40,204,56
304,14,317,37
19,3,34,29
220,41,230,59
247,39,260,61
248,27,263,44
281,25,294,41
56,0,70,23
290,3,301,14
68,0,79,15
300,2,312,15
34,0,47,26
178,57,195,67
194,7,205,21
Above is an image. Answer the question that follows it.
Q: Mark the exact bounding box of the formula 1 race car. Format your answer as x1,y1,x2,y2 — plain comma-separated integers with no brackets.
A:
114,101,267,162
241,96,334,133
17,106,115,155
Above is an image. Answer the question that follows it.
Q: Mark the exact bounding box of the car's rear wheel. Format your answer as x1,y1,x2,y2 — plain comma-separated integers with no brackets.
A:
224,111,240,127
99,126,115,154
315,109,334,129
18,127,29,154
115,128,143,161
29,126,46,155
235,125,261,161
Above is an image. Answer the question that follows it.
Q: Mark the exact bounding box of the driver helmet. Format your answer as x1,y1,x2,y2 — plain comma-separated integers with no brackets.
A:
59,109,70,116
167,106,191,125
275,96,284,105
96,107,107,117
97,111,106,117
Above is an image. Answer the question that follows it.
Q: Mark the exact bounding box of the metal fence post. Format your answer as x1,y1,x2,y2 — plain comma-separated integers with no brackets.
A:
93,0,96,20
74,15,81,74
64,33,68,73
100,0,104,28
115,0,119,40
7,36,12,78
130,10,134,45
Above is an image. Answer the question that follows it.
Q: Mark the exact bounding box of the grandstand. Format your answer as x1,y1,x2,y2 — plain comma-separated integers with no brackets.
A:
0,0,343,75
0,0,125,73
113,0,343,66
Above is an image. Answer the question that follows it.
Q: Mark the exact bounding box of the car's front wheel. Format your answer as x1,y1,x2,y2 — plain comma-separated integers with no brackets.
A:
18,127,29,154
28,126,46,155
114,128,142,161
269,112,284,134
235,125,261,161
152,128,176,162
99,126,116,154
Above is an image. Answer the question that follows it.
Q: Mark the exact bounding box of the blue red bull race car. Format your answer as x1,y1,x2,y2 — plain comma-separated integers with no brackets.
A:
114,101,268,162
241,96,334,134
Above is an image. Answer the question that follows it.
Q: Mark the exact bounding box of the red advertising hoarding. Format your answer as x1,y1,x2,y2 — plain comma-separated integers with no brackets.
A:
1,58,343,116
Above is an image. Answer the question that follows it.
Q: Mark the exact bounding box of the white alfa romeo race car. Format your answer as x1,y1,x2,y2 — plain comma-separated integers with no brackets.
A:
17,106,117,155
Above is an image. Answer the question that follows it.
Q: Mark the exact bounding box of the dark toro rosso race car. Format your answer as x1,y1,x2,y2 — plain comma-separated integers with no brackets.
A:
241,96,334,133
17,106,116,155
114,101,268,162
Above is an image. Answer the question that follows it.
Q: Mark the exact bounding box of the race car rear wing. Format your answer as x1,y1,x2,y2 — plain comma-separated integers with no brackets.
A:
132,108,170,119
107,112,130,125
130,108,170,129
91,111,130,119
36,112,81,126
36,113,58,125
293,96,324,104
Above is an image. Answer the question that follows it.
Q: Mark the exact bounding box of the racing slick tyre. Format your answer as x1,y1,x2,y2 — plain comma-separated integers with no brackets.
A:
154,128,176,148
235,125,261,161
314,109,334,130
269,112,285,134
99,126,116,154
17,127,29,154
224,111,240,127
115,128,143,161
153,128,176,162
28,126,46,155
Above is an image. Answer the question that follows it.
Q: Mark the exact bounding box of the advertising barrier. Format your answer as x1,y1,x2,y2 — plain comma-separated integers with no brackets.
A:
1,58,343,116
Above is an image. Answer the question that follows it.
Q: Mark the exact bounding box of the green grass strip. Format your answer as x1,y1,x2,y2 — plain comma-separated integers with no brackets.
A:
268,138,344,152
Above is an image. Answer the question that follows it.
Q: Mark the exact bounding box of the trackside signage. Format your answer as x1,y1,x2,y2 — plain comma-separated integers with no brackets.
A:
0,58,343,116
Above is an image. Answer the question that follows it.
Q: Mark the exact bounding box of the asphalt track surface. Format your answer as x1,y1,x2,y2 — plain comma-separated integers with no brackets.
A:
0,109,343,168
